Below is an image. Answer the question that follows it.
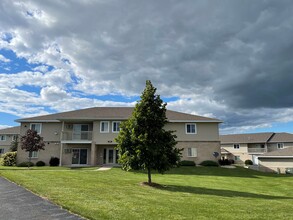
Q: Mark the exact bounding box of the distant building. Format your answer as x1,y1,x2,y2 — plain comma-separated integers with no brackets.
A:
0,126,20,155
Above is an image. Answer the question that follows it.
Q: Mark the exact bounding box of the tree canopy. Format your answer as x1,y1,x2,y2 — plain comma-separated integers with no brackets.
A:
20,129,45,166
115,80,181,184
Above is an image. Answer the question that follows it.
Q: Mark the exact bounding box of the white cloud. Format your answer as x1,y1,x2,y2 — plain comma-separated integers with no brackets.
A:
0,54,10,62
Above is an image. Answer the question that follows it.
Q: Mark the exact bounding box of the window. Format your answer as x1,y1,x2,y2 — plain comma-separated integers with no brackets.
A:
186,123,197,134
100,121,109,133
233,144,240,149
187,147,197,157
277,143,284,149
0,135,6,141
234,156,240,161
30,123,42,134
112,121,121,133
29,151,38,158
0,149,4,154
12,135,17,141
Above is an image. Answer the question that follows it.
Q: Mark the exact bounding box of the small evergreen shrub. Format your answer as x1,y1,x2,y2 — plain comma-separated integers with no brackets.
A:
245,159,253,165
218,159,232,166
180,160,196,166
18,161,34,167
2,152,17,166
36,161,46,166
0,157,3,166
49,157,60,166
199,160,219,167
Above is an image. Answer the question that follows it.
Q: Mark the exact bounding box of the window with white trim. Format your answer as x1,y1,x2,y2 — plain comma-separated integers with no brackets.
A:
277,143,284,149
29,151,38,158
100,121,109,133
112,121,121,133
186,123,197,134
0,135,6,141
234,156,240,161
12,135,17,141
0,148,4,154
233,144,240,149
187,147,197,157
30,123,42,134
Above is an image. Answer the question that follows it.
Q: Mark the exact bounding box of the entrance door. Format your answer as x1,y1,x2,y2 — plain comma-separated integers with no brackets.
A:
104,148,119,164
72,149,88,165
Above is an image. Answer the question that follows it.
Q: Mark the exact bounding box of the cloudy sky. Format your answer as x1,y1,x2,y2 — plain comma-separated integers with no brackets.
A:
0,0,293,134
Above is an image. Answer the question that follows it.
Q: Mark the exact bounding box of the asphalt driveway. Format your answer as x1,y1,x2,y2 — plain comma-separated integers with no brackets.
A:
0,177,85,220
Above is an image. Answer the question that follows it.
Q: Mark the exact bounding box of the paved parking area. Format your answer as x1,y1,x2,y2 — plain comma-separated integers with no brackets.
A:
0,177,85,220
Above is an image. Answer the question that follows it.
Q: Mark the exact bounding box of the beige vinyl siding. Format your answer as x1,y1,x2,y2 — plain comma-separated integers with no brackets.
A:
259,158,293,173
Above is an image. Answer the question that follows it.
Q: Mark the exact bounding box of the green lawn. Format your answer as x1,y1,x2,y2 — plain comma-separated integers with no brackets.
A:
0,166,292,220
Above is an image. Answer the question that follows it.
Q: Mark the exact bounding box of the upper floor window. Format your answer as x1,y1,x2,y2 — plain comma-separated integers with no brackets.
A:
277,143,284,149
187,147,197,157
0,135,6,141
186,123,197,134
30,123,42,134
233,144,240,149
112,121,121,133
12,135,17,141
100,121,109,133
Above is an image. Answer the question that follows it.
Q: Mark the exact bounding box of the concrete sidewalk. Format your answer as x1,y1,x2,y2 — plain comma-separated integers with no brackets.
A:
0,177,85,220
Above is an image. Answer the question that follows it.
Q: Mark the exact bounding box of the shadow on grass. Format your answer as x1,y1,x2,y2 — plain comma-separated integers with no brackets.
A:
160,185,293,200
162,166,293,179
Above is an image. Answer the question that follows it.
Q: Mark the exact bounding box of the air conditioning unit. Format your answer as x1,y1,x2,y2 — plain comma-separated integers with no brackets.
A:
64,148,72,154
65,124,73,129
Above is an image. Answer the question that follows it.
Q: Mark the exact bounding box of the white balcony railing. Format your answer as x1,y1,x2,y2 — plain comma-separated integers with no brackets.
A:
62,131,92,141
247,148,267,154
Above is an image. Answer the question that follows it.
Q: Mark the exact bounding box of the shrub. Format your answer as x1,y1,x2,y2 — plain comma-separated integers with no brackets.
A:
245,159,253,165
36,161,46,166
0,157,3,166
199,160,219,167
49,157,60,166
18,161,34,167
2,152,17,166
180,160,196,166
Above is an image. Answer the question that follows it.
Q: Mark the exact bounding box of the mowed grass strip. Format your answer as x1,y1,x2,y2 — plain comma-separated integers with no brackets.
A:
0,166,292,220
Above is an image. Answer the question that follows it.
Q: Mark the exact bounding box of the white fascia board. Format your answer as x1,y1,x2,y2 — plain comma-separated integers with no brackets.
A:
15,119,60,123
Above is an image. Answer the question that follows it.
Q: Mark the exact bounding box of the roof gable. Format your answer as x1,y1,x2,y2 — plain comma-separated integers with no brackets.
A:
0,126,20,134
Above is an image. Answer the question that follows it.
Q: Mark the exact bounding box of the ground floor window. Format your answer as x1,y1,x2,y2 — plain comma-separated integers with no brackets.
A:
29,151,38,158
0,148,4,154
234,156,240,161
187,147,197,157
277,143,284,149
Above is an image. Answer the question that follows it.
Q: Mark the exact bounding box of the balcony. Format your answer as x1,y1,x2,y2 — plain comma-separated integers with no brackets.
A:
61,131,93,143
247,148,267,154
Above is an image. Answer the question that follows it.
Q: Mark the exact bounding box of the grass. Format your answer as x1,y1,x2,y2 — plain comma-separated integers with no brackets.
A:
0,166,292,220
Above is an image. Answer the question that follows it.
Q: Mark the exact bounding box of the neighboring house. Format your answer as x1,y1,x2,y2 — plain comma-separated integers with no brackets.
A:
220,132,293,165
0,126,20,155
16,107,222,166
258,147,293,173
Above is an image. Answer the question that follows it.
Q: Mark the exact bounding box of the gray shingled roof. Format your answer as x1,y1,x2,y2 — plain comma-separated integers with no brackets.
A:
258,147,293,158
220,133,274,144
0,126,20,134
269,133,293,143
16,107,222,123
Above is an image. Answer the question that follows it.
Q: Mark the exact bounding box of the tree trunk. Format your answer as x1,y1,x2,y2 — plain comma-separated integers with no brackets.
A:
148,167,152,184
28,154,31,169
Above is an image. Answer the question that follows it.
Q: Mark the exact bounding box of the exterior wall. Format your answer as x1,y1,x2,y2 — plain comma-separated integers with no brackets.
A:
93,121,123,144
258,158,293,173
177,141,220,164
267,143,293,152
17,142,60,165
221,143,251,164
0,134,18,155
165,122,219,142
20,122,62,141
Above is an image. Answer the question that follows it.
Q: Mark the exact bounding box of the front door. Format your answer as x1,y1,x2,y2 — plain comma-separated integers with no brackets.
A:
72,149,88,165
104,148,118,164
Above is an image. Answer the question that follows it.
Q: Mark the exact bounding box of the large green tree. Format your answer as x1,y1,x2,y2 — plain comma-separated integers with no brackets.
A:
20,129,45,167
115,80,181,184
